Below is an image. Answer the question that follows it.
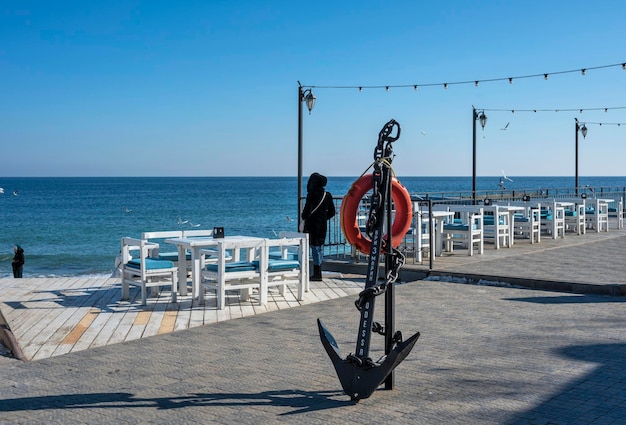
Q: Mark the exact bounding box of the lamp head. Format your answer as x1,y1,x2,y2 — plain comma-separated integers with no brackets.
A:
581,124,588,138
478,111,487,129
304,90,316,114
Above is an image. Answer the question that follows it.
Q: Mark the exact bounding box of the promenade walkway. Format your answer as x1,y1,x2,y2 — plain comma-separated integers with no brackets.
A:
0,226,625,424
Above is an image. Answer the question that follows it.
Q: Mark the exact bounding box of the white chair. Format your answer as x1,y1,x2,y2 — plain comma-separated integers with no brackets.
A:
441,205,484,256
540,201,565,239
413,210,431,262
120,237,179,306
200,239,264,309
482,205,511,249
585,199,609,232
141,231,185,262
560,199,586,235
608,198,624,229
513,204,541,244
260,234,309,304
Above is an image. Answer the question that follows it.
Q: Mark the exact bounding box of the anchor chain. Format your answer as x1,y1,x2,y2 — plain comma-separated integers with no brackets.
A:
354,246,405,311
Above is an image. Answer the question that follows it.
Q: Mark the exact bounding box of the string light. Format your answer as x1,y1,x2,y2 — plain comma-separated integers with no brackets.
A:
302,61,625,91
479,106,626,113
476,106,626,126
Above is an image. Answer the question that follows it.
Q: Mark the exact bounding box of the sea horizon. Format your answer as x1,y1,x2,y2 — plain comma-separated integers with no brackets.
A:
1,176,625,279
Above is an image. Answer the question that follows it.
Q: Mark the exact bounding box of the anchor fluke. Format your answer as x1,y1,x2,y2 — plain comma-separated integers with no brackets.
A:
318,319,420,401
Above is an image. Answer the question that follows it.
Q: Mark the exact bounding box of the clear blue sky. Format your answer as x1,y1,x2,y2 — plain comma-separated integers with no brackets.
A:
2,0,625,177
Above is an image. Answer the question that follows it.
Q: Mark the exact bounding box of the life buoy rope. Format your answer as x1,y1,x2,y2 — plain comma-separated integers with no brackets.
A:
341,174,413,254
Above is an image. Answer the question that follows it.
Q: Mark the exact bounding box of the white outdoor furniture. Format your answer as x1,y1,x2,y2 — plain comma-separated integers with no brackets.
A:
259,234,309,303
166,235,266,300
585,198,610,232
200,238,264,309
558,199,586,235
440,205,484,256
502,203,541,244
608,198,624,229
413,210,431,262
540,201,565,239
482,205,511,249
120,237,179,306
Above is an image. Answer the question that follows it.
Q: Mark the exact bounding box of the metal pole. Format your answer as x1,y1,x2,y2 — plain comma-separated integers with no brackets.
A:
384,161,395,390
472,108,477,205
297,85,304,228
575,121,579,196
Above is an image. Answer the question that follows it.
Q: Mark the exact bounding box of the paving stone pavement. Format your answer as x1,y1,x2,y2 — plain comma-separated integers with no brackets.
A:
1,233,625,424
0,277,625,424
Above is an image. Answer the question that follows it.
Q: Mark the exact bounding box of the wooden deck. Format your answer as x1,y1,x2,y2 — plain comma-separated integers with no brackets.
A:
0,274,364,362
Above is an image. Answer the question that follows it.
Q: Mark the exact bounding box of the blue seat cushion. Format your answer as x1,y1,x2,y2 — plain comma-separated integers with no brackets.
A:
126,258,175,270
586,208,595,215
609,207,618,213
205,261,257,272
564,210,577,217
269,252,299,261
158,251,191,262
443,223,470,231
483,216,505,226
252,259,300,271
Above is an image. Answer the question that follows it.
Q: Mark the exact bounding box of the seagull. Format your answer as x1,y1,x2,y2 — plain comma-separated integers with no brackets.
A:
272,229,278,237
178,217,189,225
123,206,132,213
502,170,514,182
498,178,506,191
420,130,427,135
286,215,293,222
189,222,201,228
0,188,4,194
500,122,509,130
12,190,18,196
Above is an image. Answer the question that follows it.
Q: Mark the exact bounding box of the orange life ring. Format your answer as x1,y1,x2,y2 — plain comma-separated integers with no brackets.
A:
341,174,413,254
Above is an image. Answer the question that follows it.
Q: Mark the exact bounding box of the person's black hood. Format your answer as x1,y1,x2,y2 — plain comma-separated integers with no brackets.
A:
307,173,327,192
15,245,24,254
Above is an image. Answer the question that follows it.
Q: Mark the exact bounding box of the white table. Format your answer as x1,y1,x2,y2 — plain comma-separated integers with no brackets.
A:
166,235,266,298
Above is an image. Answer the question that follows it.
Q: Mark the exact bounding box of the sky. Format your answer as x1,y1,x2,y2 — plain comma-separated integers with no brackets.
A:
1,0,626,178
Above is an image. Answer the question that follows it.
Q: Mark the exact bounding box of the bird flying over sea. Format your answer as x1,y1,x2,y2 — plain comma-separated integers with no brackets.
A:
178,217,189,225
500,122,509,130
286,215,293,222
189,222,201,228
498,178,506,191
0,188,4,194
123,206,132,213
501,170,514,182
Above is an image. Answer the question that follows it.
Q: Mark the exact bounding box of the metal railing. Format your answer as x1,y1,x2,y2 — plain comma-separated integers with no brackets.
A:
308,184,626,264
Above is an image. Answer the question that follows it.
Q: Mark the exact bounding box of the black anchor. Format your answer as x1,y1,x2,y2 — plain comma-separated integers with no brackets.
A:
318,119,420,401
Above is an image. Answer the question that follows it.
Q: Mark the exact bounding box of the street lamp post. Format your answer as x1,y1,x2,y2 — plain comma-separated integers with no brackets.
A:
574,118,588,196
472,107,487,204
297,82,316,225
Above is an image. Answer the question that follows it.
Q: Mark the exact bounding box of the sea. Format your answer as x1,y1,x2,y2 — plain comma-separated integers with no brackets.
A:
1,176,625,278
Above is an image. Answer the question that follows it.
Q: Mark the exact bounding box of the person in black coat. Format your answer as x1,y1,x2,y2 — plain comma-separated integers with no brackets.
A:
12,244,25,278
301,173,335,281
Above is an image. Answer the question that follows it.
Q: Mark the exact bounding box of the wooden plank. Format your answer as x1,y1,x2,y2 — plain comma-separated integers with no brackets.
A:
14,277,110,341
